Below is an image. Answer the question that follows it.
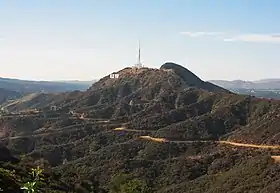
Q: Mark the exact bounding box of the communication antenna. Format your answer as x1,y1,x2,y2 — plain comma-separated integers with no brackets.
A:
138,40,141,67
135,40,143,68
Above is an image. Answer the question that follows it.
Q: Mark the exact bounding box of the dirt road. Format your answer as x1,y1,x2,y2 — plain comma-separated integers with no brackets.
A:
113,127,280,150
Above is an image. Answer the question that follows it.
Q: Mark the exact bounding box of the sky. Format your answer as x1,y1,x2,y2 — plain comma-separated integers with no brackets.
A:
0,0,280,81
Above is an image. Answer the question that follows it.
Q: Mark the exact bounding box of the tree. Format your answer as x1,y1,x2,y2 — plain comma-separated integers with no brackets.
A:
119,179,150,193
109,173,132,193
109,173,150,193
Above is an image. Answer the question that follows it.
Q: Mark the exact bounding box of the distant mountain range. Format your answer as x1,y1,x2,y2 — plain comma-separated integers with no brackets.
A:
209,79,280,90
0,88,22,104
55,80,95,85
0,77,95,104
0,77,94,94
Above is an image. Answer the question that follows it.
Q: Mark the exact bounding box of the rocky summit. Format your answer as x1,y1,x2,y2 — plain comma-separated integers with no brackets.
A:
1,63,280,193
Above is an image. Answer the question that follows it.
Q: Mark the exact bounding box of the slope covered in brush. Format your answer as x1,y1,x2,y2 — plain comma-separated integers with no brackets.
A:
2,63,280,192
60,64,229,115
2,63,227,114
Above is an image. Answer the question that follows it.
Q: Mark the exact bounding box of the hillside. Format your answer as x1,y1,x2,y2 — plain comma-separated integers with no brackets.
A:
1,63,280,192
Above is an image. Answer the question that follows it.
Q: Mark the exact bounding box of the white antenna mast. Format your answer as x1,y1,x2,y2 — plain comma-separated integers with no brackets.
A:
138,40,141,67
135,40,142,68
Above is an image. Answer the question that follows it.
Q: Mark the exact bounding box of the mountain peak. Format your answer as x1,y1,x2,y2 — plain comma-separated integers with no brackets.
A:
160,62,228,93
160,62,203,85
89,63,227,95
2,63,229,113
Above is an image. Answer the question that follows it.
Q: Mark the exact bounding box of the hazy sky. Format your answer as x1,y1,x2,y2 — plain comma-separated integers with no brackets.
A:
1,1,280,81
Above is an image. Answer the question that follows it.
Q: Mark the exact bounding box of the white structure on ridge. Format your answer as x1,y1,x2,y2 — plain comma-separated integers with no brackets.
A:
110,73,119,79
134,40,143,68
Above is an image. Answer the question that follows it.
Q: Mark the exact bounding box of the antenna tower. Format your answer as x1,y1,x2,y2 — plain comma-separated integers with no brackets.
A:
135,40,143,68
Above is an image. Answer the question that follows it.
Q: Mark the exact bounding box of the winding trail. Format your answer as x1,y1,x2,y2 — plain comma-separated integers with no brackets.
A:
4,124,280,150
138,135,280,149
2,118,280,162
113,127,280,150
113,127,280,162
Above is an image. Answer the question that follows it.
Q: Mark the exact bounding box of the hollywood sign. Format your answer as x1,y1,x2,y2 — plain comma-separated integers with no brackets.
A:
110,73,119,79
